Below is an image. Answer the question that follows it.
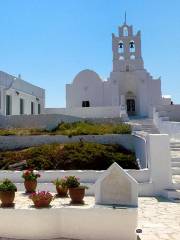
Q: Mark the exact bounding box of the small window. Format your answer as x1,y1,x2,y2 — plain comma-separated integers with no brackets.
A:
123,27,128,36
6,95,11,115
31,102,34,115
38,103,41,114
20,98,24,115
82,101,90,107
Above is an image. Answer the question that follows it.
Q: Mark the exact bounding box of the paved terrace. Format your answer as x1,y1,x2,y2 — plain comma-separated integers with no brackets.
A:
0,193,180,240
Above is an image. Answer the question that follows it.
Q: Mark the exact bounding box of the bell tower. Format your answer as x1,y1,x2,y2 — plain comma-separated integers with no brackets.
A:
112,18,144,72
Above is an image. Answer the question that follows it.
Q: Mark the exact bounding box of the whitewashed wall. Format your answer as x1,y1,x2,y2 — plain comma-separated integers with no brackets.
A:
0,205,137,240
153,108,180,138
5,88,44,115
0,134,133,151
0,114,82,129
45,106,121,118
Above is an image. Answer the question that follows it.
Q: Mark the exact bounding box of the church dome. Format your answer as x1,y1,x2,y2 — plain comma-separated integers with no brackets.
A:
72,69,102,84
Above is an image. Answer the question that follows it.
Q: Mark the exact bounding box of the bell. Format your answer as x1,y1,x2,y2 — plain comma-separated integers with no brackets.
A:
119,42,123,48
130,42,134,48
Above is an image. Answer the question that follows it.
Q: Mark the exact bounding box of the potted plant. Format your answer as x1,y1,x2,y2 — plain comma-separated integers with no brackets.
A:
22,169,40,193
0,179,17,207
29,191,54,208
66,176,88,204
52,178,68,197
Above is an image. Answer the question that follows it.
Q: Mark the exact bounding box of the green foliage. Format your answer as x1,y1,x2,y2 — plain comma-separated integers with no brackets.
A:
0,179,17,192
49,121,132,136
0,121,131,136
65,176,80,188
0,142,138,170
52,178,67,188
22,170,41,180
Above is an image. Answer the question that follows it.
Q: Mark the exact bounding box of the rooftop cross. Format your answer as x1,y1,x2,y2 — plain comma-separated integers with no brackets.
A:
124,11,127,24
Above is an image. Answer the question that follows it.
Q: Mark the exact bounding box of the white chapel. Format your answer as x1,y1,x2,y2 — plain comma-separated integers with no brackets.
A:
66,20,163,117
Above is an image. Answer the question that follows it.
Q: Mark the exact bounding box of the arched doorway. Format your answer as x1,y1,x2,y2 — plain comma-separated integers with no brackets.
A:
126,91,136,115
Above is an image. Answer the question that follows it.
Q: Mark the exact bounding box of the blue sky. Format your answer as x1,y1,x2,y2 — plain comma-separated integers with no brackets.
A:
0,0,180,107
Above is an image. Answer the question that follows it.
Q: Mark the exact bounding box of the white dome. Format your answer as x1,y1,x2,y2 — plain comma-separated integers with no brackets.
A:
73,69,102,84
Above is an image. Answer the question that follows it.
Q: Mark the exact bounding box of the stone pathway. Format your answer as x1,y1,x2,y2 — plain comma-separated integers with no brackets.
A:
0,195,180,240
138,197,180,240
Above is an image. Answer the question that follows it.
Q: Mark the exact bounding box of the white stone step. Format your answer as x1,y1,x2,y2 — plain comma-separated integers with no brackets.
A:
172,162,180,167
171,157,180,162
172,182,180,190
170,148,180,151
160,116,169,121
172,167,180,175
172,175,180,184
158,111,168,117
162,189,180,200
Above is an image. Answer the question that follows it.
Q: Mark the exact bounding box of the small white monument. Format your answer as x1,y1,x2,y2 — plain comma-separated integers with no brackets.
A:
95,162,138,207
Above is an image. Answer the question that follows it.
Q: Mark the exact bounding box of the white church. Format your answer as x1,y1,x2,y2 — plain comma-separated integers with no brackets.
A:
0,20,172,118
66,20,163,118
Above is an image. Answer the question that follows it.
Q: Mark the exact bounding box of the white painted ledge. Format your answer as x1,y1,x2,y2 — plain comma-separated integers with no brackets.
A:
0,193,138,240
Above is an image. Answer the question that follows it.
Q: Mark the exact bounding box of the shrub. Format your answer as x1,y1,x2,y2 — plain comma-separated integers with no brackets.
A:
0,179,17,192
52,177,67,188
65,176,80,188
0,142,138,170
0,121,132,136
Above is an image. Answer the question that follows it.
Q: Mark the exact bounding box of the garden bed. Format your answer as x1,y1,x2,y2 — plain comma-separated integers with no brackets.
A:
0,121,131,136
0,142,138,170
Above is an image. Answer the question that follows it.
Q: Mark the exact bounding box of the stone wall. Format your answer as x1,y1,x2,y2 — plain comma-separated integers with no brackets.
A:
45,106,122,118
0,134,134,151
0,114,82,129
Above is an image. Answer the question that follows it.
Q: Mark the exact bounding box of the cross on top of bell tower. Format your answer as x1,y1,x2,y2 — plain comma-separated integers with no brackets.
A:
112,18,144,72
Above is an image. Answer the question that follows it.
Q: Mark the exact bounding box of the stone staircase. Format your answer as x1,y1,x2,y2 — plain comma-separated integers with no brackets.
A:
163,140,180,202
130,118,160,134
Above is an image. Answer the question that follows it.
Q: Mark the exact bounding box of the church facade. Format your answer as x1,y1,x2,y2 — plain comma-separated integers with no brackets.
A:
66,21,163,117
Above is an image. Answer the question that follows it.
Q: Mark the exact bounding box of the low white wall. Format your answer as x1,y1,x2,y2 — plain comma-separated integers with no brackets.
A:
45,106,121,118
157,104,180,121
0,205,137,240
0,169,150,196
153,109,180,138
0,114,82,129
0,169,150,184
0,134,134,151
133,134,147,168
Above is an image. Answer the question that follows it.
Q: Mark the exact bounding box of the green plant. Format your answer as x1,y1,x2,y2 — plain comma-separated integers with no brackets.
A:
22,169,41,181
0,179,17,192
65,176,80,188
0,142,138,170
52,177,67,188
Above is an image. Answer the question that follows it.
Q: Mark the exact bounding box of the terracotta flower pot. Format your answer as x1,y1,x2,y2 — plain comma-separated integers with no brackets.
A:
32,198,52,208
56,186,68,197
24,180,37,193
69,187,85,204
0,191,15,207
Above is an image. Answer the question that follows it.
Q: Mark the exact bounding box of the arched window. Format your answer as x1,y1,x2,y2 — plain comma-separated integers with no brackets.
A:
123,27,128,36
130,55,135,60
129,40,135,52
118,41,124,53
